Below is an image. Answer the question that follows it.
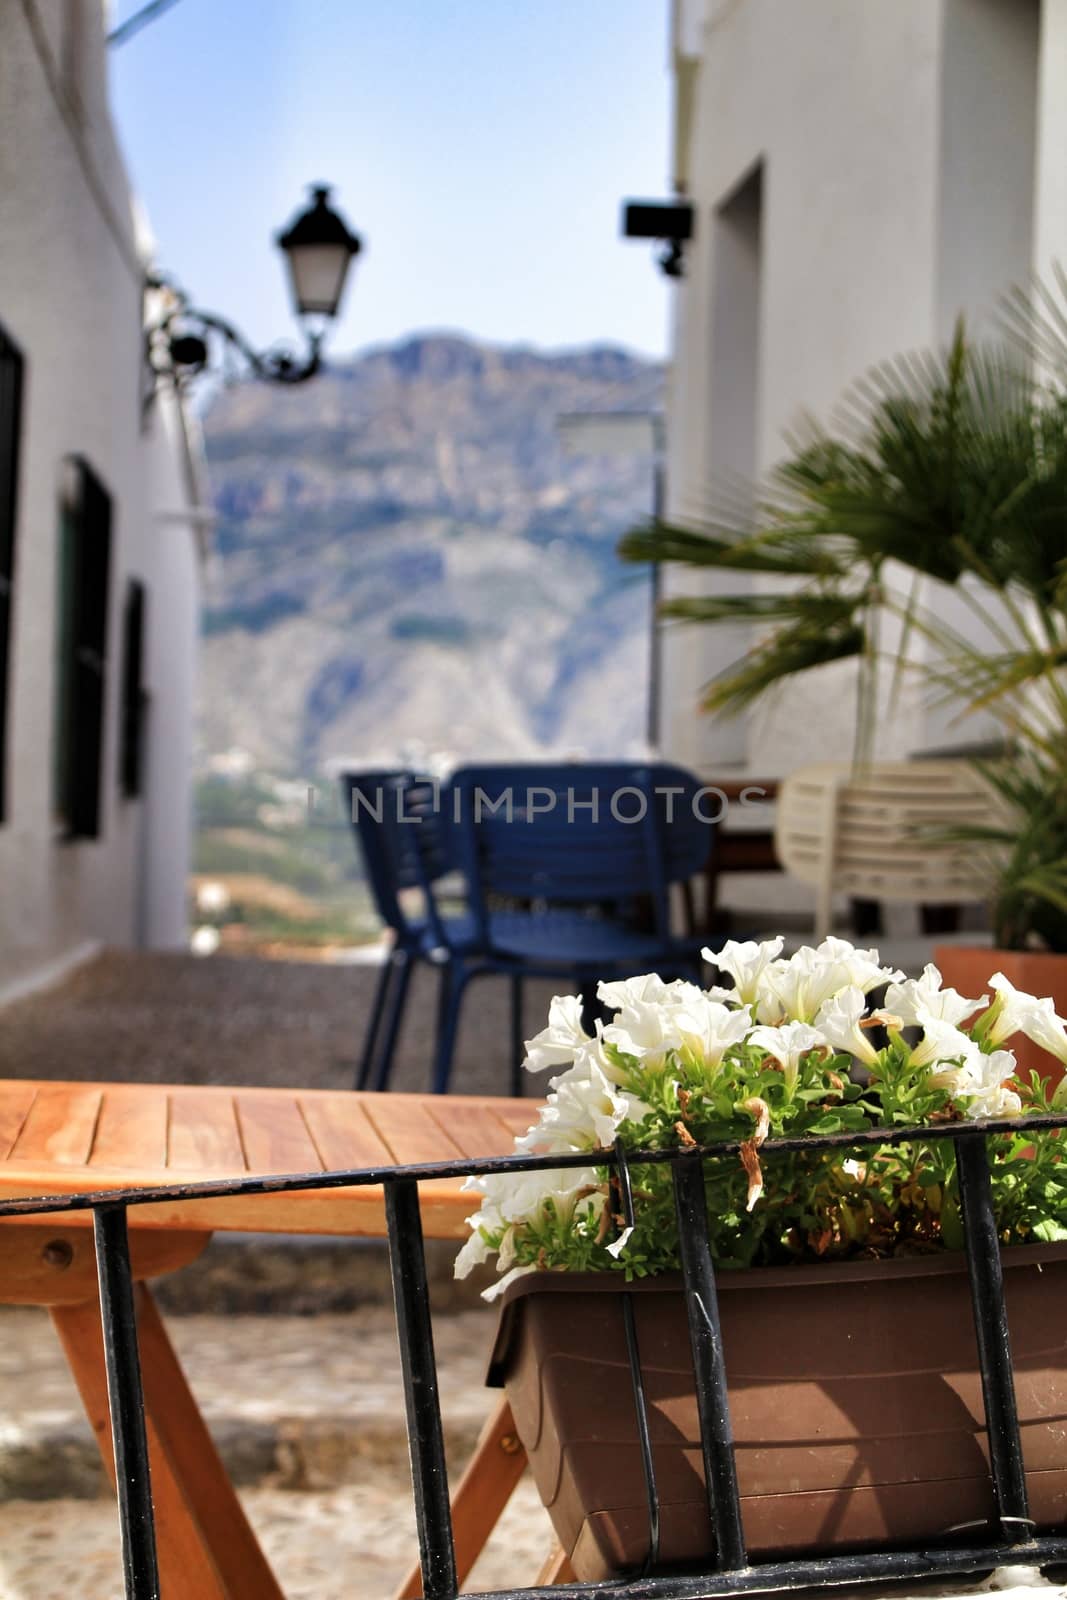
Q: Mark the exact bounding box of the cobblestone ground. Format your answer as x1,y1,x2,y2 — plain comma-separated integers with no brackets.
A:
0,1303,553,1599
0,948,558,1098
0,1480,552,1599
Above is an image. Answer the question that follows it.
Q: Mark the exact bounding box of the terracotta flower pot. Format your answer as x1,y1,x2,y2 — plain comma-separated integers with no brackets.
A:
934,945,1067,1090
488,1248,1067,1581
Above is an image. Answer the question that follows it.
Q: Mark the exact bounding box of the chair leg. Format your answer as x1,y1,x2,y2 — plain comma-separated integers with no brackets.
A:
579,977,600,1035
356,951,399,1089
432,962,473,1095
372,950,415,1092
509,973,525,1098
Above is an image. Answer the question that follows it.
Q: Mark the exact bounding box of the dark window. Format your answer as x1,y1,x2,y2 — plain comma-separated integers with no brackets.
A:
0,324,24,826
119,580,148,799
56,458,113,839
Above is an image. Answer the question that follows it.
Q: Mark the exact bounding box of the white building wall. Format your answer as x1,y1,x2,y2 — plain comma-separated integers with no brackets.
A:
663,0,944,775
937,0,1040,342
1033,0,1067,313
0,0,200,992
660,0,1056,777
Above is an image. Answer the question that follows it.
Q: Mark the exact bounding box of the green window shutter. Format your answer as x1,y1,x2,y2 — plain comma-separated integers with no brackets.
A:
0,324,25,827
56,458,113,840
119,579,147,800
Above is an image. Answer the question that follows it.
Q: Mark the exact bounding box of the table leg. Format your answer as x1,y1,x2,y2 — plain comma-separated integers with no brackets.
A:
534,1541,576,1585
52,1285,285,1600
393,1396,529,1600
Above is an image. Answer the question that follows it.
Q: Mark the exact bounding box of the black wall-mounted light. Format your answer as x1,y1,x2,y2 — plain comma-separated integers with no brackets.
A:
147,185,363,390
277,185,362,322
621,200,694,279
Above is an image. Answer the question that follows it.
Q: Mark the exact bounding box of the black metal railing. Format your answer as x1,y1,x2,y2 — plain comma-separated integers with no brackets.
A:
2,1110,1066,1600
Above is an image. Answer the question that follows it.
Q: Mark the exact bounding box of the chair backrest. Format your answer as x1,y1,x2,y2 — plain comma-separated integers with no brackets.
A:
446,762,713,942
775,759,998,940
339,770,452,944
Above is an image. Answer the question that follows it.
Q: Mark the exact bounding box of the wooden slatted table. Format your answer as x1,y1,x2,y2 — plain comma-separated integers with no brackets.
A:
0,1079,541,1600
0,1079,535,1230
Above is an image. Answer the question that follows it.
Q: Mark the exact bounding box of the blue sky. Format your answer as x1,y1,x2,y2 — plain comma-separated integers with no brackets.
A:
110,0,672,359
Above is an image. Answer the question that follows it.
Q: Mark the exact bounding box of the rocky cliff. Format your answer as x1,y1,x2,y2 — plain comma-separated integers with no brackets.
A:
199,332,663,779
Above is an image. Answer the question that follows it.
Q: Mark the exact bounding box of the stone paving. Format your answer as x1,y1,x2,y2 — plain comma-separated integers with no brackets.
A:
0,1300,553,1597
0,1483,552,1599
0,948,557,1098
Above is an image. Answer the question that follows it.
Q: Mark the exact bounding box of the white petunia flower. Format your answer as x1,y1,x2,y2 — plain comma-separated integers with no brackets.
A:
605,1226,634,1260
980,973,1067,1066
906,1016,975,1074
601,999,684,1065
481,1264,538,1301
814,987,879,1066
758,940,904,1024
455,1161,611,1298
453,1225,494,1279
909,1025,1021,1117
673,995,754,1071
598,973,700,1012
884,964,986,1029
518,1061,651,1152
599,977,751,1077
454,1163,605,1281
748,1020,826,1088
701,937,783,1007
524,993,592,1074
954,1046,1023,1120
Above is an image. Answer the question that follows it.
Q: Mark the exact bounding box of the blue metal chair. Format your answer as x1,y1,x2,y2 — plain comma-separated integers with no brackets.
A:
428,762,719,1096
340,770,473,1090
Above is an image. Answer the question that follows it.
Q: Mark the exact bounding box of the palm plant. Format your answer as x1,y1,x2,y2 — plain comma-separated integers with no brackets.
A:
620,318,1067,949
948,748,1067,951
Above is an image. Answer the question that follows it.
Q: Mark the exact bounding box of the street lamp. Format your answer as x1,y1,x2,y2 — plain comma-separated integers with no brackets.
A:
277,185,362,321
147,185,362,390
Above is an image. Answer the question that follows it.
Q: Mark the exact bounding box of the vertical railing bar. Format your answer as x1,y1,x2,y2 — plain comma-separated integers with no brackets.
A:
92,1205,160,1600
386,1176,459,1600
954,1134,1031,1540
671,1152,747,1571
614,1140,661,1573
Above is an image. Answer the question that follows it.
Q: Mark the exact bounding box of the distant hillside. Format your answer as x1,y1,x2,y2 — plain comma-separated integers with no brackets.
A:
198,332,663,779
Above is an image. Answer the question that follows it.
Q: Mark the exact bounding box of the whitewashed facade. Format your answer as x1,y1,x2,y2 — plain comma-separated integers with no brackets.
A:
658,0,1067,777
0,0,203,998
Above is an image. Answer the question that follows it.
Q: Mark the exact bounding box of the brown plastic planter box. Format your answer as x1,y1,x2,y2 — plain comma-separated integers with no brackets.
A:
935,946,1067,1091
488,1248,1067,1581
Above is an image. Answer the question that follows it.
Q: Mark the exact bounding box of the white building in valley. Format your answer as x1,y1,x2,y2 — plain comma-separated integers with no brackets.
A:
657,0,1067,776
0,0,204,998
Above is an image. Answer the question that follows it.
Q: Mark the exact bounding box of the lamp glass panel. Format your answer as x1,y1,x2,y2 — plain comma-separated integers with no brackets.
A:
285,243,352,318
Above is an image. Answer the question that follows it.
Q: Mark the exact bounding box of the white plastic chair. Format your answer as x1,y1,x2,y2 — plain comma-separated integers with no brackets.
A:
774,760,996,941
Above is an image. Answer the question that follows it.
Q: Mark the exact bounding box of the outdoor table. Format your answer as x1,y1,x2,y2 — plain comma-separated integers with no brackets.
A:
0,1078,541,1599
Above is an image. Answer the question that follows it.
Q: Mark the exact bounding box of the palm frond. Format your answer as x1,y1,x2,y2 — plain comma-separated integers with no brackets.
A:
620,316,1067,716
659,592,862,628
619,521,848,578
700,617,865,716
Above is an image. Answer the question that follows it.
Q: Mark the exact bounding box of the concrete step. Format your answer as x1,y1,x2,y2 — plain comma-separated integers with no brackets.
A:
152,1233,486,1317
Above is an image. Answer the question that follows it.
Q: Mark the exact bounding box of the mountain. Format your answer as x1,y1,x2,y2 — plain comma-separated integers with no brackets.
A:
198,332,663,780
